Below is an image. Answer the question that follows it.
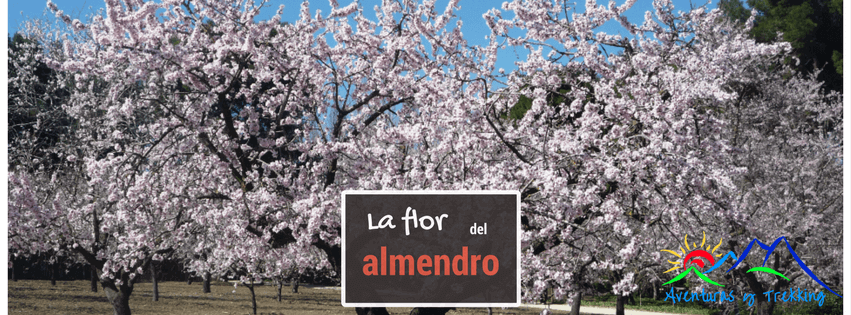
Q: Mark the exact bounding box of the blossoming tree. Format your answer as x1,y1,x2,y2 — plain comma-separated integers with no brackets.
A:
10,0,495,314
478,0,841,314
715,64,843,314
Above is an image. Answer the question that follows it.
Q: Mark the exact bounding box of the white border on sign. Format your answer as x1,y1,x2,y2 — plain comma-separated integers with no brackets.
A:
340,190,522,308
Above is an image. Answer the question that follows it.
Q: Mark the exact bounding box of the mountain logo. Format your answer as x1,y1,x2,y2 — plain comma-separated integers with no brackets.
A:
660,233,841,298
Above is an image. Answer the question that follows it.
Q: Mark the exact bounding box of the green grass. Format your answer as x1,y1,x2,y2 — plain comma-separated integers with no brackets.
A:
8,280,555,315
772,293,843,315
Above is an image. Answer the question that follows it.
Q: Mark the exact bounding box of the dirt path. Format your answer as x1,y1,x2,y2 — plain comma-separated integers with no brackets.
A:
522,303,691,315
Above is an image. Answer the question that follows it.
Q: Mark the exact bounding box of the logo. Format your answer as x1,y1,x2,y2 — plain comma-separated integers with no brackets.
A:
660,233,841,298
341,191,521,307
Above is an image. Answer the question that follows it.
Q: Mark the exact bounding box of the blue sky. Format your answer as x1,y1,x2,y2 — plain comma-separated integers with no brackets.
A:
8,0,720,75
10,0,719,39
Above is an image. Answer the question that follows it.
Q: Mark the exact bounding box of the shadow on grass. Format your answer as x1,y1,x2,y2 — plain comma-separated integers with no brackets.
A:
9,292,109,304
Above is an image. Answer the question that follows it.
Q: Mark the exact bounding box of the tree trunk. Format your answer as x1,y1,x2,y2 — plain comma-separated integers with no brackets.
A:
291,276,299,293
50,261,57,286
316,242,342,282
652,282,657,300
736,263,771,315
103,281,134,315
151,262,159,302
187,272,193,285
202,272,211,293
355,307,390,315
91,265,99,292
247,282,257,315
755,301,776,315
409,307,455,315
569,291,582,315
10,257,16,282
616,295,625,315
276,278,283,302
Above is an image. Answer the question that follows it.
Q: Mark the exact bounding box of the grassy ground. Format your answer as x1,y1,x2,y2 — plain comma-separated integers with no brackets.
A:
8,280,555,315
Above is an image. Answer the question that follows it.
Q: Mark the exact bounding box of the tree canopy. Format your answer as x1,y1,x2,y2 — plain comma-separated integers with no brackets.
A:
718,0,843,91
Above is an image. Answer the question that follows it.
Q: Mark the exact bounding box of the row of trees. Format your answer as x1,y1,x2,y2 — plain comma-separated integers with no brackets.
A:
718,0,843,92
8,1,842,315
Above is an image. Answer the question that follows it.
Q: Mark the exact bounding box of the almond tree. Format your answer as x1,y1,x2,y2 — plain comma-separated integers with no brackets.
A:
7,20,79,287
716,64,843,314
477,1,839,314
10,0,490,314
187,231,328,315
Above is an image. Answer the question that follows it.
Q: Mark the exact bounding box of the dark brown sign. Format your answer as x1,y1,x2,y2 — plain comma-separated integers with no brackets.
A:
341,191,520,307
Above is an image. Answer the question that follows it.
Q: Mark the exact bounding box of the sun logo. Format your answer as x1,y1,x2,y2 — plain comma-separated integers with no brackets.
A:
661,232,725,287
661,231,724,274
